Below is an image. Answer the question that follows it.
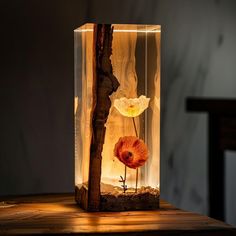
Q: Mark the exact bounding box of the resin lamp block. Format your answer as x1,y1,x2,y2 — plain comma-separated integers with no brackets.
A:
74,23,161,211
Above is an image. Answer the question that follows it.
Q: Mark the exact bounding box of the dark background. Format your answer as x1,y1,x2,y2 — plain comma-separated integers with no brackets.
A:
1,0,236,225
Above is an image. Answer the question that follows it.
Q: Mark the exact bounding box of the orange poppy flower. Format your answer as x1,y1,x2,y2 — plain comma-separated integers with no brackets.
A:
114,136,148,169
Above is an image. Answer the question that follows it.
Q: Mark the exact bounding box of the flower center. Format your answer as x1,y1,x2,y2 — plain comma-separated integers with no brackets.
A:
122,151,133,162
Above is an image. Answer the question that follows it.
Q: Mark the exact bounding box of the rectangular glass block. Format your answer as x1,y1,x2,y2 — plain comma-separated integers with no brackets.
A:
74,23,161,211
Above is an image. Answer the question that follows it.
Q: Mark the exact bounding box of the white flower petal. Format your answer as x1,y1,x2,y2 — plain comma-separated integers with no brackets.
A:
114,95,150,117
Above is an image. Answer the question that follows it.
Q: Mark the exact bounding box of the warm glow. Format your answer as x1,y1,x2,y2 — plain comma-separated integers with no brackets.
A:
114,96,150,117
75,23,161,191
74,97,78,115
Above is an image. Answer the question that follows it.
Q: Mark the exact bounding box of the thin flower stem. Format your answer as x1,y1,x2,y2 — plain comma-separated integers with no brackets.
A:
132,117,139,193
132,117,138,137
124,165,127,193
135,168,138,193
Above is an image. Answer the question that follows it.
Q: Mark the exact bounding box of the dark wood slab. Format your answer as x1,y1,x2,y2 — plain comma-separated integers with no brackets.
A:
0,194,235,235
186,97,236,115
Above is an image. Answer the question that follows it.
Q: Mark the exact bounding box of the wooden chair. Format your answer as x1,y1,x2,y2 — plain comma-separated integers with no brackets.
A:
186,97,236,221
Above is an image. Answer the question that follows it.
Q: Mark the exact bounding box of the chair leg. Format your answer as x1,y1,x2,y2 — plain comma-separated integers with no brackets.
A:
208,114,225,221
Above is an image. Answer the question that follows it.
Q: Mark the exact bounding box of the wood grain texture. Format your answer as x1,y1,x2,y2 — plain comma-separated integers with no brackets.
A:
0,194,235,235
88,24,120,211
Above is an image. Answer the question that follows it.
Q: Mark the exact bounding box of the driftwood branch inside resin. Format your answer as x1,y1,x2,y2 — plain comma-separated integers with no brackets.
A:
88,24,120,211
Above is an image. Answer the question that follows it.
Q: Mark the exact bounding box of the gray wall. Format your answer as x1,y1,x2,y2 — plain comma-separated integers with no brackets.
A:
1,0,236,225
0,0,87,195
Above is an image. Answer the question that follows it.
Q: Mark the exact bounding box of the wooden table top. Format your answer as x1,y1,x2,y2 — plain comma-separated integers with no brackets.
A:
0,193,235,235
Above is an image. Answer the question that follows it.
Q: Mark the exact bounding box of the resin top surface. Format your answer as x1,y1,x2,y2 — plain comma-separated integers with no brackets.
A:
74,23,161,33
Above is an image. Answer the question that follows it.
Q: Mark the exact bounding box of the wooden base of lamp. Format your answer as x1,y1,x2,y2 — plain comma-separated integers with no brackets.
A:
75,183,160,211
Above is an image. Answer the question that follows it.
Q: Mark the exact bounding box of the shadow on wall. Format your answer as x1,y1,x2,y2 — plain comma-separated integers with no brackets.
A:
0,0,87,195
